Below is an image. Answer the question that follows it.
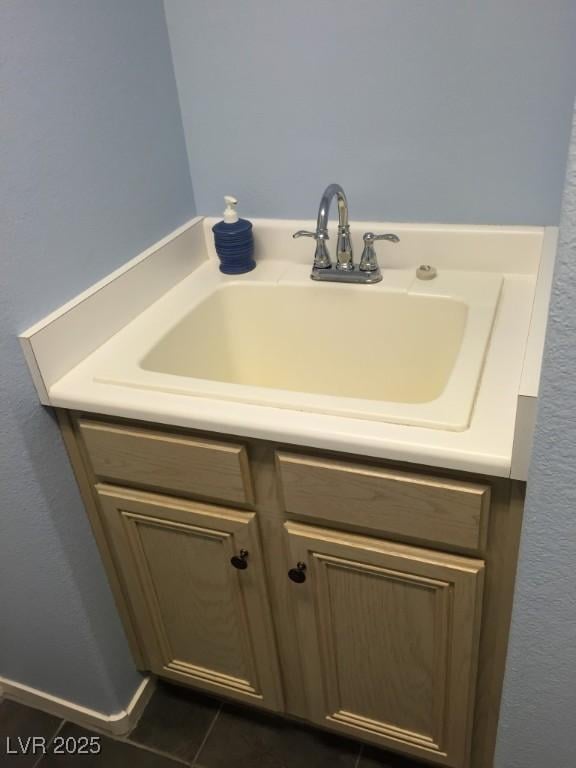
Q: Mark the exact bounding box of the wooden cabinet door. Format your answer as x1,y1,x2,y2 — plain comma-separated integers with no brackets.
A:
97,485,283,711
285,522,484,768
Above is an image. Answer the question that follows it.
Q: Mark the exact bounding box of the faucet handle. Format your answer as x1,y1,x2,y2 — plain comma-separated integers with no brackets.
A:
359,232,400,272
293,230,328,240
293,230,332,269
363,232,400,244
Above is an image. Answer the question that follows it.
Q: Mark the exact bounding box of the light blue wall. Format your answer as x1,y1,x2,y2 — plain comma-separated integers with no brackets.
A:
164,0,576,225
0,0,194,712
495,105,576,768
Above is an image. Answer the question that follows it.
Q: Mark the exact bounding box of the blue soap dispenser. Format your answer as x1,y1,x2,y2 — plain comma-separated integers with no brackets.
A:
212,195,256,274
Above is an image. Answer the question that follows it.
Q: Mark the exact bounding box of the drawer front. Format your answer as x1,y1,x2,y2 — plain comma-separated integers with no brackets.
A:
276,452,490,552
79,420,253,506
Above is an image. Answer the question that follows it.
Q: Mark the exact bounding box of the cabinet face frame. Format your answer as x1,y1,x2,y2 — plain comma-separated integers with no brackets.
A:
285,522,485,767
97,485,283,712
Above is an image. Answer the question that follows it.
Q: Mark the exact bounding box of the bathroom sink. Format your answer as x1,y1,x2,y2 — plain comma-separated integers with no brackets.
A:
95,273,502,431
142,285,465,403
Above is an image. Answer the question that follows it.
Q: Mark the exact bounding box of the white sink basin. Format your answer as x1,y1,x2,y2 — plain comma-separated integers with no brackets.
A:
96,270,502,431
143,285,466,403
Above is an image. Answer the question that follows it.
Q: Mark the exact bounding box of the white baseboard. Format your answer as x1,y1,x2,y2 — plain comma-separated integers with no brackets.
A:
0,675,155,737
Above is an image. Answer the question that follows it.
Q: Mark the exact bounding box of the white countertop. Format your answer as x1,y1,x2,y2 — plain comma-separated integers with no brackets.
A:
20,217,556,480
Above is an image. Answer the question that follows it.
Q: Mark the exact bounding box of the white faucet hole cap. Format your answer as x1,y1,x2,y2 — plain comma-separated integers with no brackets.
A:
223,195,239,223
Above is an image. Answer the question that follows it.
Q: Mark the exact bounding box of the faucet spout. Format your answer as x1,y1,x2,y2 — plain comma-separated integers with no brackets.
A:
316,183,353,271
316,183,349,233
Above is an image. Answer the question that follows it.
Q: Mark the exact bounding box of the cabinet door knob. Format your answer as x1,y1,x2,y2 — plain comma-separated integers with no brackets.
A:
230,549,249,570
288,562,307,583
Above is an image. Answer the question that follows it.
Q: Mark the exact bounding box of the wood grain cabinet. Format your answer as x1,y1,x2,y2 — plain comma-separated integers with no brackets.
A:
80,419,254,506
96,485,283,711
59,412,525,768
285,522,484,767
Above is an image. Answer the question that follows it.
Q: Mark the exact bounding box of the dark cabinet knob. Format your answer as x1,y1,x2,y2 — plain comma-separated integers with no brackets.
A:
288,562,307,583
230,549,249,570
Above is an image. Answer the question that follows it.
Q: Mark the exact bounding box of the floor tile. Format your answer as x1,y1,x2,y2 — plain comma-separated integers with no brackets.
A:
358,745,424,767
39,722,182,767
0,700,61,766
129,682,219,762
196,703,359,768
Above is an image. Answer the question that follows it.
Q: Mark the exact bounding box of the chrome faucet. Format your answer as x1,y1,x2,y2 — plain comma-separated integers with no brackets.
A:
293,183,399,284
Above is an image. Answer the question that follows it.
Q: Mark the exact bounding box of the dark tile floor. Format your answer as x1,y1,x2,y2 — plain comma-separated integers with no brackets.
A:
0,681,423,767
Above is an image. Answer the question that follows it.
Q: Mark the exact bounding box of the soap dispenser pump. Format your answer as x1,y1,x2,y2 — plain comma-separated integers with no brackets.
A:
222,195,239,223
212,196,255,274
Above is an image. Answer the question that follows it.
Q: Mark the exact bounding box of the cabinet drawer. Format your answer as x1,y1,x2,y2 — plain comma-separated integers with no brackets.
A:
276,452,490,552
79,420,253,506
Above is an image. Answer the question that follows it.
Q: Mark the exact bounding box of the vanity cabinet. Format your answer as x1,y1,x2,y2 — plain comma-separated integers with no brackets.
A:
59,412,524,768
